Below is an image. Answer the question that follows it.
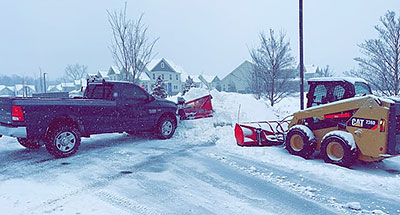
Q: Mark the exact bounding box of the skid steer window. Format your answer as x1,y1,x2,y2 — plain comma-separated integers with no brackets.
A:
333,85,345,102
355,82,371,96
312,84,327,107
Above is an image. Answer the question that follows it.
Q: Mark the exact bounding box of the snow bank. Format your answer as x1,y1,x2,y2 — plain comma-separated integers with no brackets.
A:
172,88,400,201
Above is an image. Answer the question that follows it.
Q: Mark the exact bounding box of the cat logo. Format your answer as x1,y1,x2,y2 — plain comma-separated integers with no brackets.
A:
352,118,364,127
347,117,378,129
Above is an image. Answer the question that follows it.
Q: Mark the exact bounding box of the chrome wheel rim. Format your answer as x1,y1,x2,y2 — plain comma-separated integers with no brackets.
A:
55,131,76,152
161,121,173,136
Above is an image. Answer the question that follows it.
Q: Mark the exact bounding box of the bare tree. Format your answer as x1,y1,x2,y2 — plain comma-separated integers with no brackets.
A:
316,65,333,77
107,3,158,83
249,29,296,106
64,63,88,81
352,11,400,96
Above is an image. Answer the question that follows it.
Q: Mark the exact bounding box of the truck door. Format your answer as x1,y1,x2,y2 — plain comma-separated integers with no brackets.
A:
84,84,118,133
117,84,149,132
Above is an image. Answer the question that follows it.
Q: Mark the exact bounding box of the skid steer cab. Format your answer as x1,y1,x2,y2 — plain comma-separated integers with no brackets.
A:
235,77,400,167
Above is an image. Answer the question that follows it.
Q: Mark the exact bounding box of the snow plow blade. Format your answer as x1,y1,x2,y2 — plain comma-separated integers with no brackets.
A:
235,121,290,146
178,95,214,120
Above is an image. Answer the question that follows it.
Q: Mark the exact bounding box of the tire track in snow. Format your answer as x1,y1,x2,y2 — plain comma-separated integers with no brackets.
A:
209,151,400,215
20,140,214,214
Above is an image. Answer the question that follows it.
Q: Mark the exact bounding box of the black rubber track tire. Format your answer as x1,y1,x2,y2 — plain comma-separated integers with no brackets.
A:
45,125,81,158
285,127,315,159
17,138,42,149
156,116,176,139
320,134,357,167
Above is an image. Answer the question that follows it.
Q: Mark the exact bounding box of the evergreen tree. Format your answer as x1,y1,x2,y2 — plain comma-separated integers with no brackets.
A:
151,76,167,98
182,76,195,95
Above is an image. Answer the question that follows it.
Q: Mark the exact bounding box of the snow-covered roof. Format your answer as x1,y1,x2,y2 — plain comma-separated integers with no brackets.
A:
138,72,151,81
180,72,201,83
148,58,184,74
48,84,63,91
61,82,75,88
15,84,35,91
308,77,368,84
109,66,120,75
305,64,318,74
98,71,109,78
0,85,5,91
200,75,217,83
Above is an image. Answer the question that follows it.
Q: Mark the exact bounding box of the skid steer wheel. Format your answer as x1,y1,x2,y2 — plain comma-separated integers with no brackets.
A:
17,138,42,149
285,126,315,159
320,134,357,167
45,125,81,158
156,116,176,139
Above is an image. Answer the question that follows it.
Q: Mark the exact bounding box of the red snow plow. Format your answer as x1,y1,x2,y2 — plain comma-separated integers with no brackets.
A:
234,119,290,147
178,95,214,120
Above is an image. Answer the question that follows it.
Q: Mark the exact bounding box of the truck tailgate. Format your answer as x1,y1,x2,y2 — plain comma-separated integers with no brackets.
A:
0,98,12,124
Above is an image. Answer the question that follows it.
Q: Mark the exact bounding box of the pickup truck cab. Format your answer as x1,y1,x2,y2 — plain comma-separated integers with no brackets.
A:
0,80,178,158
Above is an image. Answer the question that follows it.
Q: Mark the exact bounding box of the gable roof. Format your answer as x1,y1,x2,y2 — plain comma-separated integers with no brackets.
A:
222,60,254,82
149,58,183,74
138,72,151,81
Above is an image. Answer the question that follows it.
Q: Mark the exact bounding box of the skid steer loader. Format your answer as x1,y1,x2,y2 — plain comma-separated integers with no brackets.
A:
234,77,400,167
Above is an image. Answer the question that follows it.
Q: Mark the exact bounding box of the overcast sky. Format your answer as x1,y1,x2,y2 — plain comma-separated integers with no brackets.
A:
0,0,399,80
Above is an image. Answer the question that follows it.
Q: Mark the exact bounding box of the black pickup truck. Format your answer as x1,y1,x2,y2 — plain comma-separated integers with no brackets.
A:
0,80,178,158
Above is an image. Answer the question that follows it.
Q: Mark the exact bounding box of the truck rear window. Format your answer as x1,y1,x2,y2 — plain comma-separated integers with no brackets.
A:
90,85,113,99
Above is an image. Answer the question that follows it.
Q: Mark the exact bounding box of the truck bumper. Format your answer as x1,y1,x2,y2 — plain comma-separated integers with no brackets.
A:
0,125,27,138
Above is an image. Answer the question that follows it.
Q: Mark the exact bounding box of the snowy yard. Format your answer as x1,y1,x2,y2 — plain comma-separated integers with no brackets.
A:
1,89,399,215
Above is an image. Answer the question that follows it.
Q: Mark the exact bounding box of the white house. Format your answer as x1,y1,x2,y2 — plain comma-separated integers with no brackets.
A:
15,84,36,97
147,58,182,96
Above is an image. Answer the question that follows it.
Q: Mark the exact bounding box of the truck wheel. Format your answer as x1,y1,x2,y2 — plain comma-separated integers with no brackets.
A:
320,134,357,167
17,138,42,149
156,116,176,139
45,126,81,158
285,126,315,159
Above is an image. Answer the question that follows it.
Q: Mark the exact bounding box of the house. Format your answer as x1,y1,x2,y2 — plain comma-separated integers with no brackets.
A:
107,66,122,81
0,85,15,96
15,84,36,97
199,75,221,90
47,84,63,92
147,58,182,96
220,60,254,93
61,82,78,92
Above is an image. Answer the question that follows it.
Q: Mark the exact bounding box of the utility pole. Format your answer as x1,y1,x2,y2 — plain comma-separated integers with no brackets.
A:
43,73,47,93
299,0,305,110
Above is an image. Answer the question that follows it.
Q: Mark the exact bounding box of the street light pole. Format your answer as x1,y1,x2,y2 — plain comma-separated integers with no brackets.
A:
299,0,305,110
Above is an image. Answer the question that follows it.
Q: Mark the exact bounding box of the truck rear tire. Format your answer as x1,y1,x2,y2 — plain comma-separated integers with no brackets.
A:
156,116,176,139
285,126,315,159
320,134,357,167
45,125,81,158
17,138,42,149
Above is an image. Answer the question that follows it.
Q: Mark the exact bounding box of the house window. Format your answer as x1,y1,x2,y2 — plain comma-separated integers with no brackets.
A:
176,75,178,80
161,62,165,68
174,85,177,90
153,74,155,79
170,74,172,80
162,74,164,79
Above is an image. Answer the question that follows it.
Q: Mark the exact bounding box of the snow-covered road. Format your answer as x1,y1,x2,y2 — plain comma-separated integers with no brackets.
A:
1,89,400,214
0,130,399,215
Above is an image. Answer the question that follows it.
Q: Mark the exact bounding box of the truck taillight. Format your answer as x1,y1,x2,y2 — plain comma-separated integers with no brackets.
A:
12,105,24,121
379,119,386,132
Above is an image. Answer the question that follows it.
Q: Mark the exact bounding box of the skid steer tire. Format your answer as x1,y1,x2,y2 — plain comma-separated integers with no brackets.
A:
45,125,81,158
320,134,357,167
285,126,315,159
17,138,42,149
